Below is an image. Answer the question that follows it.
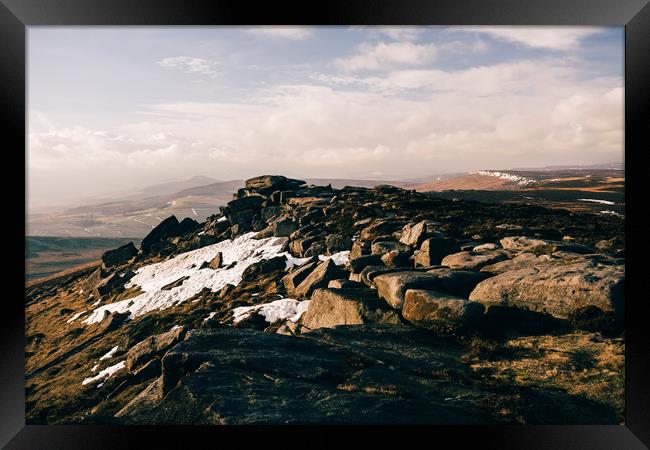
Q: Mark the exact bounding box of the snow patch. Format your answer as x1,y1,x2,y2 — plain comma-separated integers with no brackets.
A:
472,170,536,186
577,198,616,205
82,361,125,386
231,299,311,324
600,210,622,217
203,312,217,322
66,311,86,324
83,232,309,325
318,250,350,266
99,346,119,360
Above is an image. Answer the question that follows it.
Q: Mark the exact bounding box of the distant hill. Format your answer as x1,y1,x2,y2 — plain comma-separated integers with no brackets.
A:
26,236,141,280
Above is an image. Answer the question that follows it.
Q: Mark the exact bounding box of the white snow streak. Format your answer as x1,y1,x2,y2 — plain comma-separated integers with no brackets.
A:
82,361,125,386
66,311,86,324
231,299,311,324
99,346,119,360
472,170,536,186
577,198,616,205
318,250,350,266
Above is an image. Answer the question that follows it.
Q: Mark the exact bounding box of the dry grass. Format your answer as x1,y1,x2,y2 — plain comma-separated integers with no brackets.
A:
467,332,624,422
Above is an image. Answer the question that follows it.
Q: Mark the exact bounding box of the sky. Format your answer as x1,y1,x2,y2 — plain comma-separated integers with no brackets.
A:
27,26,624,210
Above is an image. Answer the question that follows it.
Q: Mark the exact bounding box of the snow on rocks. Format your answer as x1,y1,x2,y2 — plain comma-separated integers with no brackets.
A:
231,299,311,325
82,361,126,386
66,311,86,324
83,233,308,325
99,346,119,360
319,250,350,266
577,198,616,205
472,171,536,186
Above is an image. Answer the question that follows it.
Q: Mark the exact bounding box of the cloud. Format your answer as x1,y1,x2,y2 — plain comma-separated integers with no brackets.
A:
245,27,313,40
157,56,219,76
454,26,604,50
335,41,437,72
438,38,489,55
29,57,622,197
370,26,424,41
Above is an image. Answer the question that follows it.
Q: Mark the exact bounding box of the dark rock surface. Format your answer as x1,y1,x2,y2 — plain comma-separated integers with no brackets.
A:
116,326,617,425
101,242,137,268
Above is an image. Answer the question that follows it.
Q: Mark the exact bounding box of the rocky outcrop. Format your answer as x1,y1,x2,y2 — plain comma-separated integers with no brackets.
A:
140,216,181,255
293,259,345,298
102,242,137,268
374,269,489,309
402,289,484,336
500,236,595,255
469,259,624,319
441,250,508,270
480,252,555,274
300,288,401,329
414,236,460,267
25,174,626,426
282,260,318,295
125,326,187,373
399,220,438,247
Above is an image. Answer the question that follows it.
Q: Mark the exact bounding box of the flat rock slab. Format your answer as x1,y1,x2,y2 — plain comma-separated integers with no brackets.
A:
469,259,625,319
481,253,556,274
117,326,619,425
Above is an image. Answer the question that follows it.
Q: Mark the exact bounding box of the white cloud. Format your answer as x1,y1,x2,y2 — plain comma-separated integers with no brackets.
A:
373,26,424,41
438,38,489,55
245,26,313,40
335,41,437,72
454,26,604,50
157,56,219,76
29,59,622,198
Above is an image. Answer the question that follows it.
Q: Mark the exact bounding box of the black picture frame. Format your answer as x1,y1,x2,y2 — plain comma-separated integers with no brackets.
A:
2,0,648,448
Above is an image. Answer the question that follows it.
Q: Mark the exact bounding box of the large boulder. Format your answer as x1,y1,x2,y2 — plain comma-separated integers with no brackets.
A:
441,250,509,270
175,217,202,236
399,220,438,247
228,209,256,227
348,254,384,273
241,255,287,281
101,242,137,268
141,216,180,254
293,259,346,298
374,269,490,309
273,218,298,237
126,326,187,373
359,219,405,242
225,195,265,213
245,175,305,193
325,233,352,255
500,236,595,255
414,236,460,267
300,288,401,330
480,253,555,274
402,289,485,336
499,236,553,253
469,259,625,319
371,241,409,255
381,250,411,268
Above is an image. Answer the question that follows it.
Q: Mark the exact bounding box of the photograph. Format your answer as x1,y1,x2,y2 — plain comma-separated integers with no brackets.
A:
25,25,626,425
